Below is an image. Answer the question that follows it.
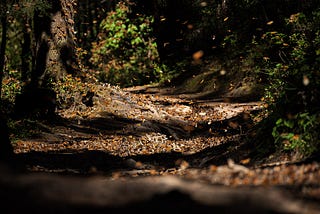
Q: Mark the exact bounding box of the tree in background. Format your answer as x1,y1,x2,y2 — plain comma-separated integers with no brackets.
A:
0,0,14,162
0,0,8,100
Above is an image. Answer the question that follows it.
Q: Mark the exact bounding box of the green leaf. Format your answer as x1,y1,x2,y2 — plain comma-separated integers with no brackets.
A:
284,120,294,128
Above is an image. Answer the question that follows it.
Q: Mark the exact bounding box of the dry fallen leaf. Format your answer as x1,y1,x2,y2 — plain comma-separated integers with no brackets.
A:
192,50,204,60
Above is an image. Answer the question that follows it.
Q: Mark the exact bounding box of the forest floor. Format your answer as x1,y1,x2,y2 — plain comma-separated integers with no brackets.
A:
4,80,320,213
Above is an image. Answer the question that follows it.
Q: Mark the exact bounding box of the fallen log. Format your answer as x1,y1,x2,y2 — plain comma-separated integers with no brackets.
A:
0,164,319,214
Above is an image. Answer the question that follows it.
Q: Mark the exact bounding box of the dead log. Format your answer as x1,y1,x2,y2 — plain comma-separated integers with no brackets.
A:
0,165,319,214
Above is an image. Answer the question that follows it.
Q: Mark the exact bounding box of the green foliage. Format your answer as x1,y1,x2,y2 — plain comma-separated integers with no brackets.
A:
272,113,320,157
262,11,319,105
222,34,238,49
90,1,163,87
0,71,22,117
0,0,51,120
1,70,22,104
0,0,50,78
253,9,320,158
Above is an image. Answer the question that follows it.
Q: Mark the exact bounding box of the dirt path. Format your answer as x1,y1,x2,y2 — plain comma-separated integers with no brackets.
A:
5,84,320,213
13,84,264,171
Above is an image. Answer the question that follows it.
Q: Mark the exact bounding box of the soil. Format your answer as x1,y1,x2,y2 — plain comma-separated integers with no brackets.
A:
3,81,320,213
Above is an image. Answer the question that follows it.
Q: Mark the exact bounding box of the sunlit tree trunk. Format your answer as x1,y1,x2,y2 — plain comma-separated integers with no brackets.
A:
31,0,79,88
15,0,79,119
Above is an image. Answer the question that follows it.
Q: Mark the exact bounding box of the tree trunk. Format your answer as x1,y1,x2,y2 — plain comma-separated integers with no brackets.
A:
0,3,7,99
0,113,14,163
0,9,14,158
20,19,32,82
31,0,79,88
0,14,14,159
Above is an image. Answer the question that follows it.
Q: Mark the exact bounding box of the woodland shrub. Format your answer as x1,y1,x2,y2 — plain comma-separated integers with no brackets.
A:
0,0,50,110
253,10,320,158
90,1,164,87
52,74,94,111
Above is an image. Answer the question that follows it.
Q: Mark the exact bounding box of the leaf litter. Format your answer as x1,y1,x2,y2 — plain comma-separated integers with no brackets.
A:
11,83,320,207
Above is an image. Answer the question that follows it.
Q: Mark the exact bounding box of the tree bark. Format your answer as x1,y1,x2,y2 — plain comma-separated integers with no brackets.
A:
0,3,7,99
20,20,32,82
0,113,14,163
0,1,14,162
31,0,79,88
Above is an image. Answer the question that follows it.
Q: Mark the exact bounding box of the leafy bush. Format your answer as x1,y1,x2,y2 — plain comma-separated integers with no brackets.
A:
52,74,94,110
1,70,22,105
90,1,163,87
272,113,320,157
253,9,320,158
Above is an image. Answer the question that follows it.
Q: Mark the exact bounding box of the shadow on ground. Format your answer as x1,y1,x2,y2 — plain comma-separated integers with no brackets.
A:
8,107,260,180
